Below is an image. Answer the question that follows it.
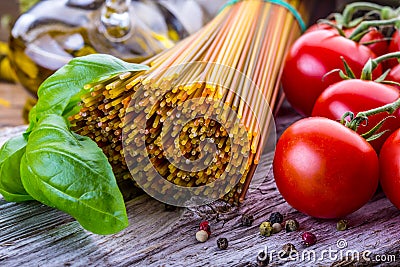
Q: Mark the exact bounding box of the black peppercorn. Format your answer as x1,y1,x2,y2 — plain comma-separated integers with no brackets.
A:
241,213,255,226
280,243,297,258
269,212,283,224
284,219,299,232
217,237,229,250
257,250,270,266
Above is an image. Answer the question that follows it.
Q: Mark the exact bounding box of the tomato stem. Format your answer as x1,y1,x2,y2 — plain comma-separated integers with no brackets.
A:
372,51,400,65
341,2,390,27
344,97,400,132
361,51,400,80
348,18,400,41
317,19,346,37
357,98,400,118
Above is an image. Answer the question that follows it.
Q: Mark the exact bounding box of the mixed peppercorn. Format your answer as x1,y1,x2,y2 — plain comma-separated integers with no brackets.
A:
217,238,229,250
193,212,350,265
301,232,317,246
336,219,349,231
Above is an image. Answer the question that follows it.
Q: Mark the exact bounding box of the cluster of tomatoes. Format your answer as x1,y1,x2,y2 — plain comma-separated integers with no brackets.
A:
273,9,400,219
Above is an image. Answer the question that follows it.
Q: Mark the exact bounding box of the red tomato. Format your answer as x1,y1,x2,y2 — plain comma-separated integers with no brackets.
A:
379,128,400,210
387,64,400,90
273,117,379,219
386,30,400,69
305,21,336,33
312,79,400,152
353,27,388,57
282,30,382,116
385,32,400,87
307,23,388,57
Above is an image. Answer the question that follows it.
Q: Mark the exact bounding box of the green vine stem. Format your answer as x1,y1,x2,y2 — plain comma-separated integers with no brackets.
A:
317,16,399,46
343,97,400,141
361,51,400,80
317,19,346,37
348,18,400,41
345,97,400,131
339,50,400,140
341,2,395,27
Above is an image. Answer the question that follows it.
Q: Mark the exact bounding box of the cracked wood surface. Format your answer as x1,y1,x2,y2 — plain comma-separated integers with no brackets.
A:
0,104,399,267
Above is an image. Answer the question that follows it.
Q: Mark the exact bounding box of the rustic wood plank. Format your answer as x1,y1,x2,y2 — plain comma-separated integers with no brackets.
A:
0,108,399,267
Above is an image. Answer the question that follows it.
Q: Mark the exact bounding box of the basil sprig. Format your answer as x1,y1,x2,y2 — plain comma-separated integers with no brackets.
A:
0,54,149,234
21,114,129,234
0,135,33,202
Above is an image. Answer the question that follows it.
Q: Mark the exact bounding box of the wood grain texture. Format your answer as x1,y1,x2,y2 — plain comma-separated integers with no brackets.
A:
0,106,399,267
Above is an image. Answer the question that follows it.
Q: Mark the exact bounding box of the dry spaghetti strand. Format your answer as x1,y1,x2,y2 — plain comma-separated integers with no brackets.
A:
70,0,314,204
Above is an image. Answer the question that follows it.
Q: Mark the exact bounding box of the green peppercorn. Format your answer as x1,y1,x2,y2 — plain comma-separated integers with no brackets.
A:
337,219,348,231
241,213,255,226
217,237,228,250
280,243,297,258
257,250,270,266
259,221,273,236
284,219,299,232
269,212,283,224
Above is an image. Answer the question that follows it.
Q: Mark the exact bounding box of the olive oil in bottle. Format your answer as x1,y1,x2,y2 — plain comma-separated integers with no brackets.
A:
9,0,217,97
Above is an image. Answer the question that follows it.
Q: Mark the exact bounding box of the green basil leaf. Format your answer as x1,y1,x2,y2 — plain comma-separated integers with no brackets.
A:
0,135,33,202
21,114,128,235
25,105,37,137
30,54,149,127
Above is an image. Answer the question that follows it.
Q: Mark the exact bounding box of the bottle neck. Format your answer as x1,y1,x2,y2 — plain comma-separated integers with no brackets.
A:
99,0,132,42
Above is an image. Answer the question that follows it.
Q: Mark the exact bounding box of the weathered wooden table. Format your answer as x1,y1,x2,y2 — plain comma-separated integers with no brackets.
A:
0,83,399,267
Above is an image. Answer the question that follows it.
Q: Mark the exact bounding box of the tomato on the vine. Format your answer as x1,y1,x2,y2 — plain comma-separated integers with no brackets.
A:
282,30,382,116
386,31,400,87
386,30,400,69
307,23,388,57
273,117,379,219
387,63,400,89
312,79,400,152
355,27,389,57
379,128,400,210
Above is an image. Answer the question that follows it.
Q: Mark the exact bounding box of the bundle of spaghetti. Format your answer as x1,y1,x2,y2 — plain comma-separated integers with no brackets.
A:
69,0,314,205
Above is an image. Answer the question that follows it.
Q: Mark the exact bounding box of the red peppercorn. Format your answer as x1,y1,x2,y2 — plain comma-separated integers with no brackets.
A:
199,221,211,236
302,232,317,246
